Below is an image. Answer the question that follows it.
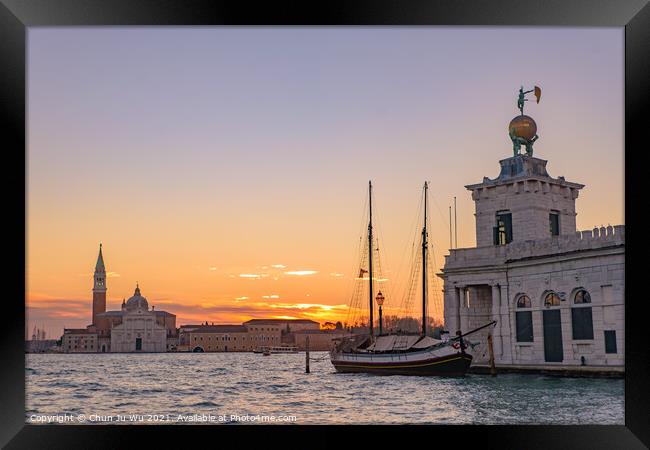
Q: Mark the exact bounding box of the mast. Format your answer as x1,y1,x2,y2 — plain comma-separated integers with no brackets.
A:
422,182,428,337
368,180,374,337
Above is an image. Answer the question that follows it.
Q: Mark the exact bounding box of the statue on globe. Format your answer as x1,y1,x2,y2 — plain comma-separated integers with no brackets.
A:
510,85,541,157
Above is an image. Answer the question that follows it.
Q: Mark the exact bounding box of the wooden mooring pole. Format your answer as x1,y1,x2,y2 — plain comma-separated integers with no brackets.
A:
487,333,497,376
305,336,310,374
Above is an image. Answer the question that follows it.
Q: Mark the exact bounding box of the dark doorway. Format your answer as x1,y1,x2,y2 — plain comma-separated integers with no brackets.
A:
543,309,563,362
135,337,142,351
101,345,106,353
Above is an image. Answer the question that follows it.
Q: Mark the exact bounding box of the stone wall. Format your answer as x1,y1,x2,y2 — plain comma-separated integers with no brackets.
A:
441,236,624,367
444,225,624,270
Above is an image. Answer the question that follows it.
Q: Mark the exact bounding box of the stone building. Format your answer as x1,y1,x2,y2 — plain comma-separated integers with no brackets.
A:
61,245,178,353
439,154,624,370
243,318,320,333
292,329,352,351
177,319,338,352
61,328,98,353
179,323,282,352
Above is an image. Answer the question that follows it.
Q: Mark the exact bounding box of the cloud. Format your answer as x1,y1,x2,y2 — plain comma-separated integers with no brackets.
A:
209,267,217,271
261,295,280,299
239,274,261,278
271,264,286,269
267,302,347,311
234,296,249,301
330,273,344,277
284,270,318,276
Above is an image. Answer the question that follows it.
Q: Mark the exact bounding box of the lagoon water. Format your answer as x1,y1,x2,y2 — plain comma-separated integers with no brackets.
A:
26,353,623,425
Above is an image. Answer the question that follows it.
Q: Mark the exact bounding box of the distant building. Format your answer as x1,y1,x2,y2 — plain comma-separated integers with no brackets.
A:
179,324,275,352
61,244,178,353
62,328,97,353
439,154,624,370
177,319,346,352
243,318,320,333
292,329,352,351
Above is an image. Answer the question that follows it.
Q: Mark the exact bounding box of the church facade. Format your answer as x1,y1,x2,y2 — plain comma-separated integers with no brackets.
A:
439,155,624,371
61,245,177,353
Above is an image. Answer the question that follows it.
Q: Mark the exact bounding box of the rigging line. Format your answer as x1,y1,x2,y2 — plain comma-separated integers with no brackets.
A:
345,186,370,326
372,196,396,315
397,197,419,311
427,245,444,325
400,188,425,316
392,186,426,315
430,192,452,236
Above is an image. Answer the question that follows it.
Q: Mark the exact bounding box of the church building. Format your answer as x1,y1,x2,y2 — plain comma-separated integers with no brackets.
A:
62,245,177,353
439,91,624,373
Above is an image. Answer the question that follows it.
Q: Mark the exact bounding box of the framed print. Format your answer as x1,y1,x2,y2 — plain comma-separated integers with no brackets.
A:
1,0,648,448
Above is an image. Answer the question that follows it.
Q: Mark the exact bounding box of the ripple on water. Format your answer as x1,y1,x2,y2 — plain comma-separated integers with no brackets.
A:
189,401,220,407
25,354,624,425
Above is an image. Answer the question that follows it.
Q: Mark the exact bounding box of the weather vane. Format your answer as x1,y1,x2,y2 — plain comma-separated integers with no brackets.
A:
509,85,541,157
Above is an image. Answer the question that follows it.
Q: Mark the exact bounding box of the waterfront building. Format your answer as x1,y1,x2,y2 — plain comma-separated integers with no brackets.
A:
61,245,178,353
179,324,259,352
61,328,98,353
179,322,283,352
243,318,320,332
439,154,624,371
177,319,345,352
292,329,352,351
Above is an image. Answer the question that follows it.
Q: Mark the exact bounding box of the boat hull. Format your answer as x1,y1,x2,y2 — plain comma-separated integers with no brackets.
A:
331,350,473,376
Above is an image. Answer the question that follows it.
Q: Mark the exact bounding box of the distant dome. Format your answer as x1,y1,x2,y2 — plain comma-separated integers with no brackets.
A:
125,285,149,311
509,115,537,141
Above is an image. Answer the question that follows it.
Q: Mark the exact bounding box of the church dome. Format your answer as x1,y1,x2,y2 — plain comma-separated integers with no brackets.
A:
125,284,149,311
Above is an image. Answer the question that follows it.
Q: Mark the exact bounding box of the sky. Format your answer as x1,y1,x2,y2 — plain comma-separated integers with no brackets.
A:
26,27,624,339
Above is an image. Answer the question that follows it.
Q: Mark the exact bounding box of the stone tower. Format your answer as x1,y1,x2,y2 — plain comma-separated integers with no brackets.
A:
92,243,107,325
465,155,584,247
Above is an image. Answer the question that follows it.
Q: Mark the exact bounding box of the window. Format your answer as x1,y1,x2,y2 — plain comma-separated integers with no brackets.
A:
517,295,531,308
572,289,593,340
574,289,591,304
544,292,561,307
549,212,560,236
515,295,533,342
493,211,512,245
604,330,617,353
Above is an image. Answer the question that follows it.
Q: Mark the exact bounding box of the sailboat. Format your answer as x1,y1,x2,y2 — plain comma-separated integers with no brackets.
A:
330,181,495,376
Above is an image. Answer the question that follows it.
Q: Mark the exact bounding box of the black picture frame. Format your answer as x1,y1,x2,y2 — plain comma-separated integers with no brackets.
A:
1,0,648,448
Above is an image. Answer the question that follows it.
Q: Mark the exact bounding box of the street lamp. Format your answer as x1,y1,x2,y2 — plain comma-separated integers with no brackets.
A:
375,291,385,335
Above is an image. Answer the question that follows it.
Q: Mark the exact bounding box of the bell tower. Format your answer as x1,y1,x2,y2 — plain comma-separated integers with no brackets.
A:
92,243,107,325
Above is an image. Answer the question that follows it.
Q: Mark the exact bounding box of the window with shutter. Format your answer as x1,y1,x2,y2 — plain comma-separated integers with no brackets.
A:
604,330,617,353
516,311,533,342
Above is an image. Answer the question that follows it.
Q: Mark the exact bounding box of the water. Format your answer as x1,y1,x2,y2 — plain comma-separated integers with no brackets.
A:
26,353,624,425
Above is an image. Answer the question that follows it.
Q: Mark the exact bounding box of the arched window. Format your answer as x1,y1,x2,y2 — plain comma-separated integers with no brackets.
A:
572,289,593,340
517,295,531,308
544,292,561,307
515,294,533,342
574,289,591,304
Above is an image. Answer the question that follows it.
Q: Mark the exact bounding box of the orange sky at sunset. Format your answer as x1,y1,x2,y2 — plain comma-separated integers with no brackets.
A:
26,28,623,338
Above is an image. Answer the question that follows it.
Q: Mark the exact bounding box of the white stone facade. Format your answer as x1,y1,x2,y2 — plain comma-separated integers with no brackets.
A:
110,309,167,353
440,155,624,369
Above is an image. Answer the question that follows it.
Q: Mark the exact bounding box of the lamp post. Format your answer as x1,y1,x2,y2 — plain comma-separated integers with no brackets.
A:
376,291,385,335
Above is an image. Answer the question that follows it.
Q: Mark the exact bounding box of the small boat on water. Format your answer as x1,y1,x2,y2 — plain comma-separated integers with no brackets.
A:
254,345,299,355
330,181,495,376
269,345,298,354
